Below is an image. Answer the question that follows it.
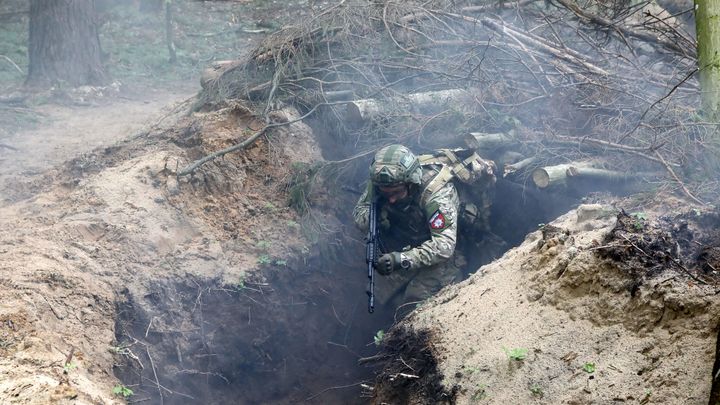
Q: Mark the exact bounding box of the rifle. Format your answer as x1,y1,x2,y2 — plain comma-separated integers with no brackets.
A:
365,197,379,313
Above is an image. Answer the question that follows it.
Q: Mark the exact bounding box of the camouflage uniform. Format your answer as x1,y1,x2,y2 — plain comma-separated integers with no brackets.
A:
353,146,463,308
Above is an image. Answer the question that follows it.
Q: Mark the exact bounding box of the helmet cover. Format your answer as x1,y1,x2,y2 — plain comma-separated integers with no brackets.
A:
370,144,422,186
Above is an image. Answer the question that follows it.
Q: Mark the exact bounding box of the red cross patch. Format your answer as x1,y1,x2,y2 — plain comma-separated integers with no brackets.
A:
429,210,446,230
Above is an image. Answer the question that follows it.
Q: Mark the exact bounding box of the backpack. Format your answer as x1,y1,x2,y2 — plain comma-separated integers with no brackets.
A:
417,148,497,233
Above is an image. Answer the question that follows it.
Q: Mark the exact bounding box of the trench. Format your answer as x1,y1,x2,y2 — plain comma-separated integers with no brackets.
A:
111,170,591,404
113,255,390,404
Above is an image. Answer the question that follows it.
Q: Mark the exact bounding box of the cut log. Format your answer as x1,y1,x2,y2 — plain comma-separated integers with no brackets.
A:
344,89,473,123
532,163,574,188
464,132,513,150
566,166,647,183
503,156,536,177
322,90,356,101
533,163,662,188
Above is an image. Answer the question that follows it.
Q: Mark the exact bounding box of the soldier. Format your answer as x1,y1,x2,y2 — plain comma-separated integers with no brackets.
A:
353,144,464,309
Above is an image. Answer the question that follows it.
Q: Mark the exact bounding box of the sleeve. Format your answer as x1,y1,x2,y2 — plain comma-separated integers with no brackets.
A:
352,182,373,230
402,182,459,269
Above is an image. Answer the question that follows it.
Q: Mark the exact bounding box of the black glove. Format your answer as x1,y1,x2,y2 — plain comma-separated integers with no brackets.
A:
377,252,409,275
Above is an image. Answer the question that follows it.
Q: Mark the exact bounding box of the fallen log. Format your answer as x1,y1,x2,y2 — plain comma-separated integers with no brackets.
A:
532,163,574,188
464,132,514,150
533,162,662,188
503,156,535,177
344,88,473,123
566,166,655,183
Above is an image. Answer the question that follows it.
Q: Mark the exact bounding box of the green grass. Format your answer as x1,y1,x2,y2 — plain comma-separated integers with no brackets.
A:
502,347,528,361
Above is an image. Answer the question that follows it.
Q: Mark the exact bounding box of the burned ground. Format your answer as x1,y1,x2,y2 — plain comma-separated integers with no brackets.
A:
598,208,720,288
370,326,458,405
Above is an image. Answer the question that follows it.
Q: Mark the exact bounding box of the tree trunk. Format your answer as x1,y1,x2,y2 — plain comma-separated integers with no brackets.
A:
27,0,106,87
696,0,720,118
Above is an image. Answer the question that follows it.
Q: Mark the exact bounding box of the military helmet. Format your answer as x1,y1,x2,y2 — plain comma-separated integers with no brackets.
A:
370,144,422,186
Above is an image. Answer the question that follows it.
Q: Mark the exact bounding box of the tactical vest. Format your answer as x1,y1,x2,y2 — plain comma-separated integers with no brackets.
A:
418,149,496,234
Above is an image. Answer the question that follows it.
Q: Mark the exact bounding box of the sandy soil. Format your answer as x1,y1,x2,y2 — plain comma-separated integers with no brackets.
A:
0,88,194,198
0,94,322,403
392,203,720,404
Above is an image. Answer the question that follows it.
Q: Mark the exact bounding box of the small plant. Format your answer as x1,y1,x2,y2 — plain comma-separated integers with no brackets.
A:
503,347,528,361
470,383,487,401
274,259,287,266
582,362,596,373
263,202,276,212
630,212,647,231
463,365,481,374
256,254,271,265
256,240,271,250
109,345,131,356
236,276,246,290
373,330,385,346
640,388,652,404
63,362,77,374
530,383,543,397
113,384,134,398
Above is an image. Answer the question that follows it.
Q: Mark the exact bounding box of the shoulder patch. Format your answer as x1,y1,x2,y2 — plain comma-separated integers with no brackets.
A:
429,210,447,230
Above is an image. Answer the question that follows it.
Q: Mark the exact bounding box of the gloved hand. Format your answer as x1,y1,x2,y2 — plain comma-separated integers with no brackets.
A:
377,252,409,275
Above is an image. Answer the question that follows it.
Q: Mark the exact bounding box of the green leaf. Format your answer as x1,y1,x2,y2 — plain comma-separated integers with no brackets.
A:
373,330,385,346
256,254,271,265
582,362,596,373
113,385,134,397
502,347,528,361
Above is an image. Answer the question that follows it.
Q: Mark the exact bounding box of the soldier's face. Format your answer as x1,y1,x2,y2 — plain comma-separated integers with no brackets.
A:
378,184,409,204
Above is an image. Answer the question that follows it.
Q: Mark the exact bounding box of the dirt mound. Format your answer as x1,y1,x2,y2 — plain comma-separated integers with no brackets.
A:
380,202,720,404
0,101,323,403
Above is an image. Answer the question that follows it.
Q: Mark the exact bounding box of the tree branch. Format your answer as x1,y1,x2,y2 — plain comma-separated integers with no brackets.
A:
0,55,23,74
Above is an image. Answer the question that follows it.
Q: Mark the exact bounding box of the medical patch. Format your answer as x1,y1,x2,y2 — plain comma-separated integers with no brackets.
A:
429,210,447,230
